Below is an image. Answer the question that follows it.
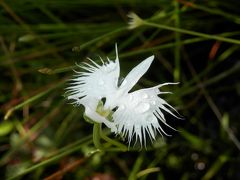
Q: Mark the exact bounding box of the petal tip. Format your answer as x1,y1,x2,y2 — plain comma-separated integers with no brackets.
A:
142,55,154,67
146,55,154,63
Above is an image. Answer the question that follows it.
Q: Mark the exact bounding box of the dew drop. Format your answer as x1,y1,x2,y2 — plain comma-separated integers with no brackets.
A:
98,79,104,85
129,94,133,101
152,100,156,105
120,105,125,110
137,103,150,113
143,93,148,99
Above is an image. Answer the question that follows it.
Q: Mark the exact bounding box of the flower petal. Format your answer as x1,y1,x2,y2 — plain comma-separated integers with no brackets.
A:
84,101,117,132
119,55,154,94
112,83,179,147
67,44,120,105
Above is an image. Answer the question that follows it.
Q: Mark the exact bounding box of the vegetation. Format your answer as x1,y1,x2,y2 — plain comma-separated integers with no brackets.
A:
1,0,240,179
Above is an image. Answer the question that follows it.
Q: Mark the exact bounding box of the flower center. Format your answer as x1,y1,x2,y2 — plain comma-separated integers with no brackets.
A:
96,100,112,119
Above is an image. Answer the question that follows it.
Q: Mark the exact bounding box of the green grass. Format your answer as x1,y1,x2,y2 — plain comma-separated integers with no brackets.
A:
1,0,240,179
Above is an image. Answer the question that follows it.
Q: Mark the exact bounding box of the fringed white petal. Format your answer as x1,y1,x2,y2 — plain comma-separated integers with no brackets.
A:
67,44,120,106
66,44,120,129
112,84,179,147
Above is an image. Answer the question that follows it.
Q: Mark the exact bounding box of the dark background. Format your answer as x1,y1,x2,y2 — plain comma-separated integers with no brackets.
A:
0,0,240,179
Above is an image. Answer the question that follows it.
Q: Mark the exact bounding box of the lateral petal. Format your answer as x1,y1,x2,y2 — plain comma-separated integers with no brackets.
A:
67,44,120,105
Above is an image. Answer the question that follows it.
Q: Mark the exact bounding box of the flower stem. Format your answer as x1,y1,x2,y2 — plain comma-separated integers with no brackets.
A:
143,21,240,45
92,123,127,151
93,123,102,150
100,128,127,151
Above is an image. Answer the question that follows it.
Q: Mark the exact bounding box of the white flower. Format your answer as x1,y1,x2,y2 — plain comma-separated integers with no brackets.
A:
67,44,180,146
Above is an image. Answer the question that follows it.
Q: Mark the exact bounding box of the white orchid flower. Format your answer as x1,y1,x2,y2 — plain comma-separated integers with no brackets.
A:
67,44,180,146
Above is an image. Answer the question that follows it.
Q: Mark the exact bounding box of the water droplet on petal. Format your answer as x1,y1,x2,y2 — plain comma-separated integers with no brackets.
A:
152,100,156,105
137,103,150,113
143,93,148,99
98,79,104,85
120,105,125,110
129,94,133,101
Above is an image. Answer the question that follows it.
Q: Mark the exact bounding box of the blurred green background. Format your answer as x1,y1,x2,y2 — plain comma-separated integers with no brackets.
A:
1,0,240,179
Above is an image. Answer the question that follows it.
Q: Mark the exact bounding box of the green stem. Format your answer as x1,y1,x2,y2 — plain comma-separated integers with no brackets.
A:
143,21,240,45
7,135,92,180
121,31,240,58
4,81,64,120
174,0,181,81
93,123,102,150
129,154,144,180
73,27,127,51
100,128,127,151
